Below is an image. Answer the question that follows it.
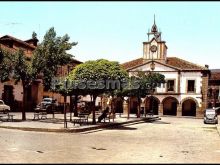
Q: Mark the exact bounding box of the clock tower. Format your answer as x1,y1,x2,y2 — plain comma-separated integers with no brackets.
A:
143,15,168,63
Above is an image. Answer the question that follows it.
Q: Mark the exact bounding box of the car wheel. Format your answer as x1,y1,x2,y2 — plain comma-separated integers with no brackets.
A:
204,120,206,124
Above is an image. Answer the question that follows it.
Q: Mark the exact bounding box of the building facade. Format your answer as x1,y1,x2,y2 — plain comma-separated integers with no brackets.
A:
208,69,220,108
0,34,82,112
114,19,210,118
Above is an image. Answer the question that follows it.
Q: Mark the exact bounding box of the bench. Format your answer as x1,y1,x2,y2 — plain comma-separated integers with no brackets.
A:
103,112,113,123
33,111,47,120
72,113,90,126
0,113,15,121
7,114,15,121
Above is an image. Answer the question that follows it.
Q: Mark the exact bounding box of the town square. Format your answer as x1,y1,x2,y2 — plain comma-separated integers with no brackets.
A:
0,2,220,163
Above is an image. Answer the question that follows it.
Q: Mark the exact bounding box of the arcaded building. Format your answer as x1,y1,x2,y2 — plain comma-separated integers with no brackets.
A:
113,20,210,118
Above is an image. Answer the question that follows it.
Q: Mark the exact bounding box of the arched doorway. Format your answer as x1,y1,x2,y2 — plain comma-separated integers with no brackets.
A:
130,97,138,114
114,97,123,114
145,96,159,115
182,99,197,116
163,97,178,116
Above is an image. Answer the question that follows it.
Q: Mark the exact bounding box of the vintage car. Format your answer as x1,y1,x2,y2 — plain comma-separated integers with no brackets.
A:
204,108,218,124
35,98,58,113
0,100,10,113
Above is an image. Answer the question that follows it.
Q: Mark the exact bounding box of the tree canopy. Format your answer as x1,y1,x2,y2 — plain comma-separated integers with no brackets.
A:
67,59,129,124
68,59,129,95
0,27,77,120
32,27,78,90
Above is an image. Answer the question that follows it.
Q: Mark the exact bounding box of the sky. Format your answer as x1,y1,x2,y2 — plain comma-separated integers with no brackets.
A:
0,2,220,69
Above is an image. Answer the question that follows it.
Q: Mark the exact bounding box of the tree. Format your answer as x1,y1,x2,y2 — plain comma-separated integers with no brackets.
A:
0,27,77,120
0,48,33,120
32,27,78,90
119,71,165,117
32,31,37,39
68,59,129,124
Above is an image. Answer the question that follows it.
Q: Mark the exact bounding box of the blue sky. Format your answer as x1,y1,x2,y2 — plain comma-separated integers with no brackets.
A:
0,2,220,69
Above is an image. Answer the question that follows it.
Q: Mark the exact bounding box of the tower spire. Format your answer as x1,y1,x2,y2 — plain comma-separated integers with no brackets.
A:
151,14,158,33
154,14,155,25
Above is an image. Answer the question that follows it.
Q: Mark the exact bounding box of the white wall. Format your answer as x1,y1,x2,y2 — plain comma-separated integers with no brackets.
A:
180,72,202,94
128,62,203,106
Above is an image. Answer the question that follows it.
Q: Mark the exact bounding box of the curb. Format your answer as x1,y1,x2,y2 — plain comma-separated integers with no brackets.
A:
0,117,160,133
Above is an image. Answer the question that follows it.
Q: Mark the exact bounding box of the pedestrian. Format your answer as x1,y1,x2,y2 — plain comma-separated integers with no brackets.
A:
98,107,109,122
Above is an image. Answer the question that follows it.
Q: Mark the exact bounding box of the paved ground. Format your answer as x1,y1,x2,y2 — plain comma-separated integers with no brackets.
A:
0,116,220,163
0,112,154,132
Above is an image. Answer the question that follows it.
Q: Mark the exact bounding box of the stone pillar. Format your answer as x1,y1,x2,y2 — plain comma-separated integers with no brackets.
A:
141,102,145,116
177,104,182,117
123,100,128,115
196,107,203,118
195,73,209,118
158,103,163,116
201,73,209,115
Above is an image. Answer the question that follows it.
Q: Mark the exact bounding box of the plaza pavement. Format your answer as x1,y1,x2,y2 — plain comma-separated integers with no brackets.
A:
0,112,160,133
2,112,220,137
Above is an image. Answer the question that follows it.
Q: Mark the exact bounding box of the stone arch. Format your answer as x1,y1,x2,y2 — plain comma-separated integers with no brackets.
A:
180,97,199,107
181,97,199,116
162,96,179,116
145,96,160,115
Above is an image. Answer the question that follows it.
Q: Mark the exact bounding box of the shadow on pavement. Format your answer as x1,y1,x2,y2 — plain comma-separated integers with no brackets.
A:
145,120,171,124
104,125,137,130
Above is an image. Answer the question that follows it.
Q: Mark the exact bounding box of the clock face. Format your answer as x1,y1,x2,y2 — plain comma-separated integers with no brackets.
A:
150,45,157,52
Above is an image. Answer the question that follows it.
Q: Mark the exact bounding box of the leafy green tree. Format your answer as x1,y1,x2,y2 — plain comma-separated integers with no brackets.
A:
68,59,129,124
32,31,37,39
32,27,77,90
0,48,13,82
0,48,33,120
0,27,77,120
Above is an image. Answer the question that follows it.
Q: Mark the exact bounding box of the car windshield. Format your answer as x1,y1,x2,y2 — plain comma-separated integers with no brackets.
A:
0,101,3,105
43,98,52,102
205,109,216,115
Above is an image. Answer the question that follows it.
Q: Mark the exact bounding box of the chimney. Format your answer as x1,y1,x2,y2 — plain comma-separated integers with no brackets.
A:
25,38,39,47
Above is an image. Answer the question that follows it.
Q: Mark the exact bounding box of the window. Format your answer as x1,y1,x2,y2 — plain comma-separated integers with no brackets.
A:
167,80,175,92
187,80,195,93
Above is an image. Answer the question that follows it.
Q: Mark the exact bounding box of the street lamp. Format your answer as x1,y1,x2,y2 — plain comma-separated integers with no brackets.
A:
63,78,68,128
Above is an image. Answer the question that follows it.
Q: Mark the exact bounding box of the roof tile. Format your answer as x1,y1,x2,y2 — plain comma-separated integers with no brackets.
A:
121,57,207,71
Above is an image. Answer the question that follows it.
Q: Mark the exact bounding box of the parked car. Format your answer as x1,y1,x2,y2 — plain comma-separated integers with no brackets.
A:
0,100,10,113
35,98,58,113
204,108,218,124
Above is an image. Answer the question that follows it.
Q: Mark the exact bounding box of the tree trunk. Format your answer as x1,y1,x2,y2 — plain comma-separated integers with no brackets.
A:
92,95,97,124
64,95,67,128
73,95,78,117
69,95,73,121
22,84,27,121
137,97,141,118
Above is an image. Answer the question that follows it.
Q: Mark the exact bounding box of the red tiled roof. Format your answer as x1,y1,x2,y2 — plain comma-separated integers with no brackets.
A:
121,58,143,70
167,57,207,70
0,35,36,49
70,58,82,64
121,57,207,71
210,70,220,80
